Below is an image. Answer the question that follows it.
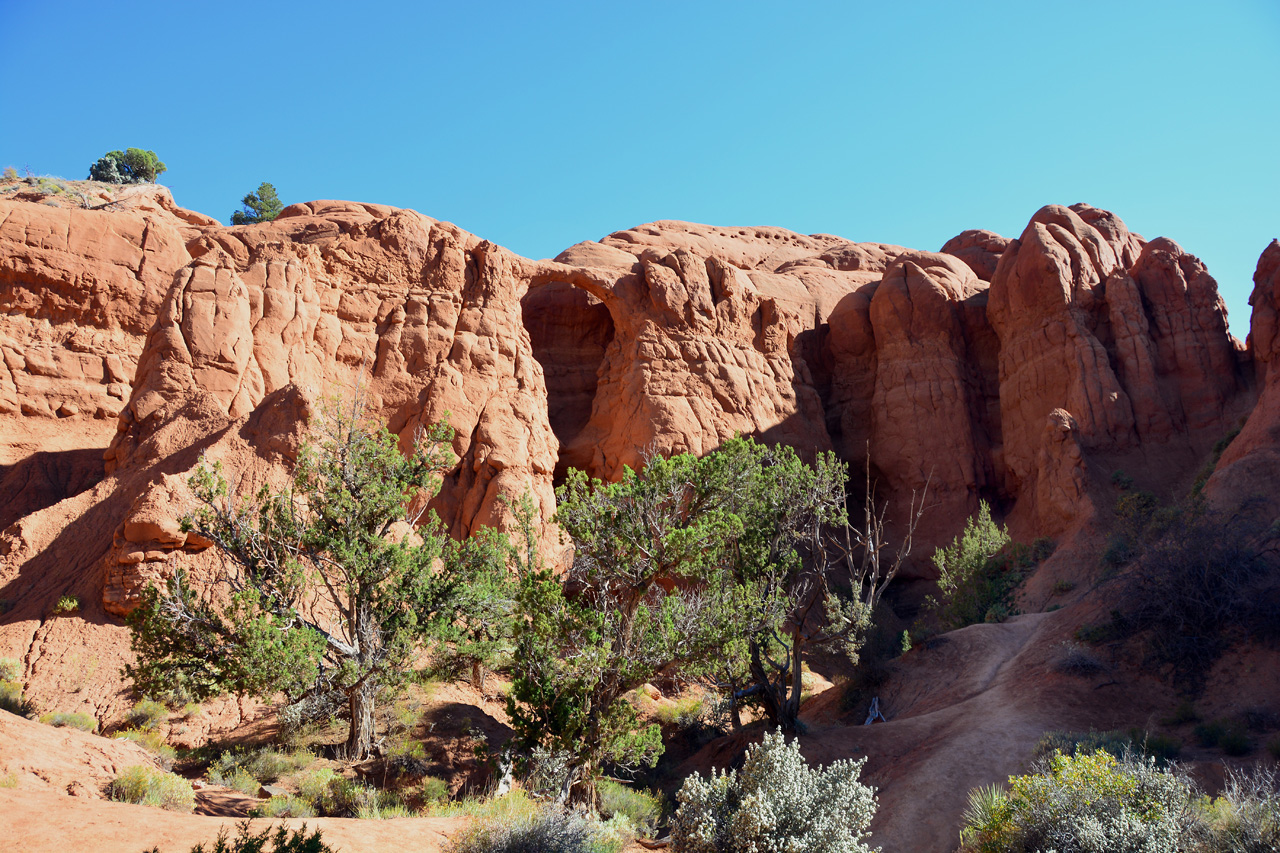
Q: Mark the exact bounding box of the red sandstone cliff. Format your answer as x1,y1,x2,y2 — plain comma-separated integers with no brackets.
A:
0,181,1267,720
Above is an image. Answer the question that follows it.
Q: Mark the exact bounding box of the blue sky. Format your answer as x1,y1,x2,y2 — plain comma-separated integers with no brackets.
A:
2,0,1276,336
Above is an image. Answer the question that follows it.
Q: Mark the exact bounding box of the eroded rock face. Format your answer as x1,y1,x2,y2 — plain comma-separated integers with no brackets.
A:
0,196,192,424
0,190,1266,717
987,204,1246,534
865,252,1000,544
1207,240,1280,510
524,222,908,480
100,202,562,614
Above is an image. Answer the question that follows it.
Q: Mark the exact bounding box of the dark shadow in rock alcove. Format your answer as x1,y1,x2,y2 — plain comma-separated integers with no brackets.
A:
521,281,615,484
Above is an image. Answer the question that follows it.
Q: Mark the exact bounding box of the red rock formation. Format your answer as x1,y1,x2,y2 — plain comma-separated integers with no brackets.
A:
987,204,1246,535
0,188,1265,720
865,251,1000,545
940,229,1010,281
0,195,191,424
524,222,906,480
1207,239,1280,510
101,202,562,614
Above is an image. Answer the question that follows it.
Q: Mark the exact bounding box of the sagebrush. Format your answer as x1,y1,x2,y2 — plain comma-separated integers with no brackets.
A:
670,729,877,853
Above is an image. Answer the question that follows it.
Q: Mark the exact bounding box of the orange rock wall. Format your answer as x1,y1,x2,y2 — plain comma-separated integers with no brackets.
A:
0,189,1267,719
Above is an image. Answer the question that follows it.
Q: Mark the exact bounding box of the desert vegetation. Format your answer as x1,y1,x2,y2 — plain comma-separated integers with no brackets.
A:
959,750,1280,853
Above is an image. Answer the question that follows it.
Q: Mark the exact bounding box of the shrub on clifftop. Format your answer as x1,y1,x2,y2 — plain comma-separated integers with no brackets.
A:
87,148,166,184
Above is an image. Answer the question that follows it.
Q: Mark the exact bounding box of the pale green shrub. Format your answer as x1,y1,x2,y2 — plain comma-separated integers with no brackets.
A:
671,729,877,853
0,658,20,681
225,767,260,796
209,747,314,785
597,779,662,836
447,808,618,853
39,711,97,732
253,794,318,818
109,765,195,812
958,750,1194,853
296,767,338,806
0,678,35,718
1189,765,1280,852
115,728,177,768
126,698,167,731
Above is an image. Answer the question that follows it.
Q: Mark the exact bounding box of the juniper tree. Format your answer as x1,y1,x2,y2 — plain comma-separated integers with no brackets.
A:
231,182,284,224
126,394,486,759
504,436,918,803
88,148,166,183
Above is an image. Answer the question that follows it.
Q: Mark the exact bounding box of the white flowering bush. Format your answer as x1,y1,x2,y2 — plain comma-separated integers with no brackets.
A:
671,729,878,853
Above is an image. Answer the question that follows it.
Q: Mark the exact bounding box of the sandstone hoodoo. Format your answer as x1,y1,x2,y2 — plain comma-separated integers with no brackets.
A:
1,181,1277,853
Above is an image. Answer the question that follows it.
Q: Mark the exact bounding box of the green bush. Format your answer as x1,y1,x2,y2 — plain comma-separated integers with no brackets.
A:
1033,728,1180,765
1195,718,1252,755
0,658,20,681
109,764,196,812
597,779,662,836
87,148,166,184
1162,700,1201,726
52,594,80,615
225,767,261,796
144,821,335,853
671,729,877,853
0,678,36,718
304,775,404,818
127,698,168,731
39,711,97,731
116,728,177,767
958,750,1195,853
295,767,338,807
926,505,1050,631
654,696,706,730
209,747,314,786
447,808,619,853
252,795,318,819
415,775,450,805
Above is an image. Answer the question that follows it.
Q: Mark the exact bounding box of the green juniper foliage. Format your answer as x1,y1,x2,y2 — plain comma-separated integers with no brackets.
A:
231,182,284,224
926,501,1021,630
504,437,911,807
126,393,494,760
87,148,166,183
505,447,759,806
143,821,336,853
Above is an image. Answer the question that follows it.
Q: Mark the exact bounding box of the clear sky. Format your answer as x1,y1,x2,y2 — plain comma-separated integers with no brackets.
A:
2,0,1276,336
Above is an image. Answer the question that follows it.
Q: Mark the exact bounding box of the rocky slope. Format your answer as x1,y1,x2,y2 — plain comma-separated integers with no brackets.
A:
1,177,1277,850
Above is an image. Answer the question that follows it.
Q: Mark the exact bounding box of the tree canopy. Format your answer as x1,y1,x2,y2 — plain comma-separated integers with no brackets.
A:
503,436,918,805
126,394,489,759
231,182,284,224
88,148,166,184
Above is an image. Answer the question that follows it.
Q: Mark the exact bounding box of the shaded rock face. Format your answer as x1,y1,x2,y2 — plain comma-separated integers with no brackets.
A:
988,204,1245,534
863,252,1001,548
1207,240,1280,511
